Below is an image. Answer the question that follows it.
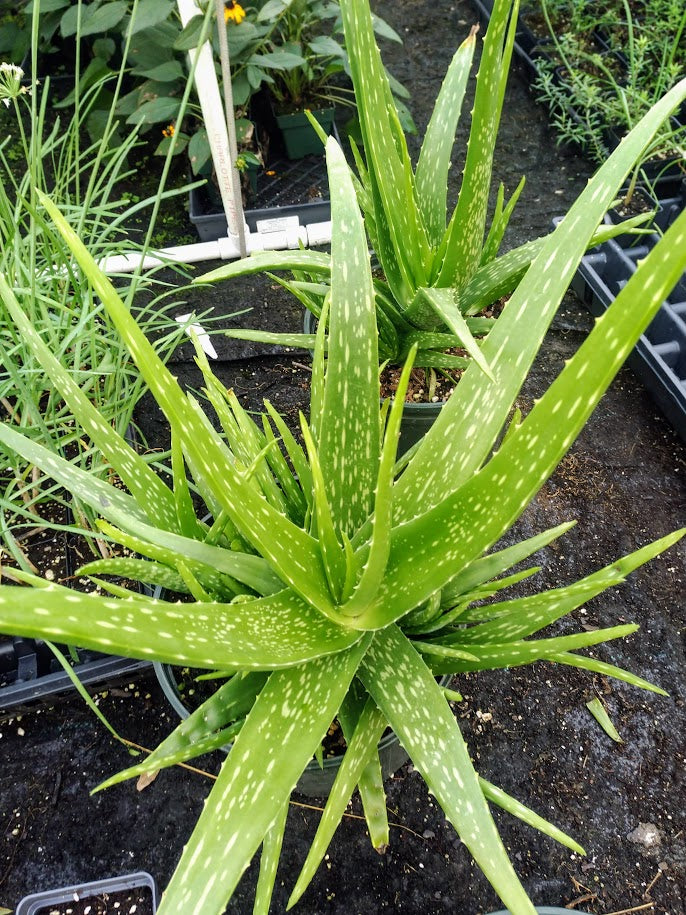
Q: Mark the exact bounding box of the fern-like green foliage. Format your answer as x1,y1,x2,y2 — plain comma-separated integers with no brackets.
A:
1,72,686,913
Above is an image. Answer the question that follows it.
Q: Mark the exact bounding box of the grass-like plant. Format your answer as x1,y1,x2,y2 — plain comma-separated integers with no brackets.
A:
0,75,685,914
0,0,222,565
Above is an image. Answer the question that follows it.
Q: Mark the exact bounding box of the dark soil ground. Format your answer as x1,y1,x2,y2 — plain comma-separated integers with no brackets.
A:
1,1,685,913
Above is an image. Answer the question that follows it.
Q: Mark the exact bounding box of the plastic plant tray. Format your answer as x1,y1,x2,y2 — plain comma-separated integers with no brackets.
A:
16,871,157,915
566,190,686,442
0,636,151,714
189,124,340,242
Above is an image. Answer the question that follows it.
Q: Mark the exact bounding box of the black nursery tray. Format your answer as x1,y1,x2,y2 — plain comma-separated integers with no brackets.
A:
189,122,340,242
0,635,151,715
567,187,686,442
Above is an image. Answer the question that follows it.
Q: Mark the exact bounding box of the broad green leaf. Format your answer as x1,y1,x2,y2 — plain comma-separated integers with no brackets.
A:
318,138,380,537
0,583,360,670
61,0,127,37
479,778,585,854
415,31,476,244
359,627,536,915
586,697,623,743
158,638,371,915
288,697,387,908
126,96,181,126
129,0,176,35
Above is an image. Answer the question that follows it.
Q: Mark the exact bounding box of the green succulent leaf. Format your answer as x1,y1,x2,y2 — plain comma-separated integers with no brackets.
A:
0,583,360,670
158,637,371,915
359,626,536,915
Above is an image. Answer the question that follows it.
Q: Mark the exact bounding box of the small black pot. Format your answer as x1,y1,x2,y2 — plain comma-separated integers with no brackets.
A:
16,871,157,915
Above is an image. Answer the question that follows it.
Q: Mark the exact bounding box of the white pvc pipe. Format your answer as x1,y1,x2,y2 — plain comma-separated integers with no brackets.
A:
100,221,333,274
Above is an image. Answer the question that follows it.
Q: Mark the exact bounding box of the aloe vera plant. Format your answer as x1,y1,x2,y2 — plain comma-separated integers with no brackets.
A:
196,0,651,376
1,74,686,913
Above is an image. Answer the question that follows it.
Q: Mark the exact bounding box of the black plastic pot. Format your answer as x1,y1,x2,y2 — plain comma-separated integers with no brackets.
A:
16,871,157,915
153,662,418,797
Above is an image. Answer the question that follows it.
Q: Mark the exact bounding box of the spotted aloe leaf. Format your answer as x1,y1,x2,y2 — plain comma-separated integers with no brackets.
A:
198,248,331,285
359,626,537,915
449,530,685,644
317,138,380,538
396,76,686,521
157,637,371,915
0,582,360,670
414,27,476,245
437,0,519,289
37,191,336,618
96,674,269,789
479,778,585,855
339,0,430,303
288,696,388,909
254,800,289,915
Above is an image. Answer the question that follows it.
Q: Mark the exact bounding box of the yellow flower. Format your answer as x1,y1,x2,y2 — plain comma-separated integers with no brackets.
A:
224,1,246,24
162,124,175,138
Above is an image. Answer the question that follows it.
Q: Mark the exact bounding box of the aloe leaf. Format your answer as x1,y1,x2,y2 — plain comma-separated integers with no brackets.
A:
437,0,519,289
254,800,289,915
0,583,360,670
0,274,179,532
224,329,319,350
481,176,526,265
359,626,536,915
300,416,347,601
438,576,620,645
158,638,371,915
318,138,380,537
340,0,430,299
288,697,387,909
452,530,685,644
586,697,623,743
409,287,494,379
548,652,667,695
479,777,585,854
171,431,205,539
78,557,189,593
415,29,476,245
260,416,308,525
310,294,329,447
440,522,575,604
421,623,640,674
94,518,281,596
339,347,415,617
97,674,269,790
37,191,336,617
396,77,686,521
264,401,313,508
196,249,331,285
461,212,655,315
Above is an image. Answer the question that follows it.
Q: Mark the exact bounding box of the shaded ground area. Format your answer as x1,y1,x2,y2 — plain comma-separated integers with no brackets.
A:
1,1,685,912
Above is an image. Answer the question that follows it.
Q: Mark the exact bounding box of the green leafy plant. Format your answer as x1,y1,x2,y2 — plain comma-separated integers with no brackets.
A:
197,0,651,386
532,0,686,175
1,62,686,910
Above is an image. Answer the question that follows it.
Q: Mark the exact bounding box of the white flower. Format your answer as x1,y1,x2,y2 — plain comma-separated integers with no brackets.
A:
0,61,30,107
